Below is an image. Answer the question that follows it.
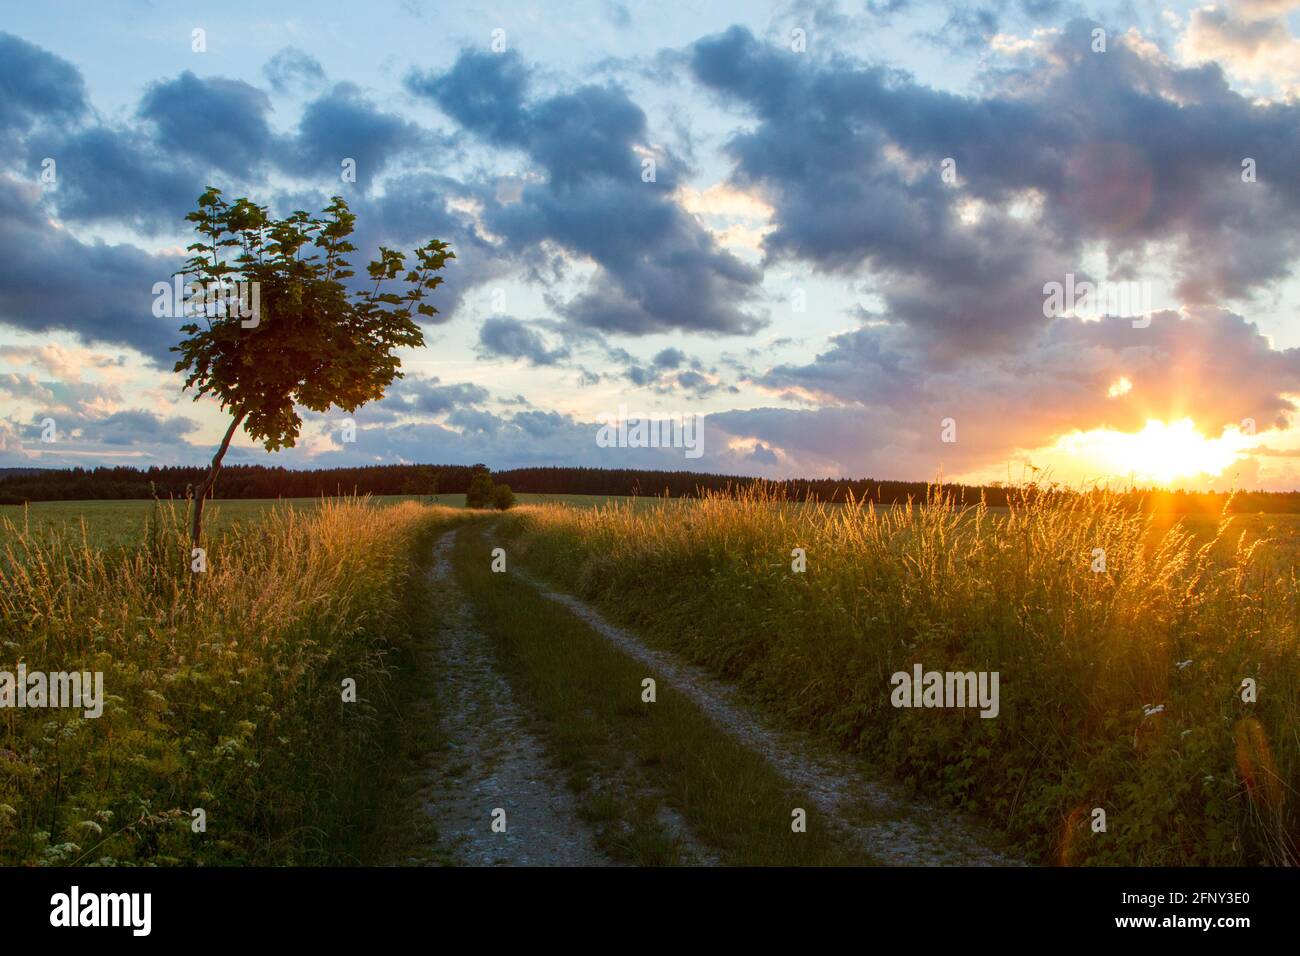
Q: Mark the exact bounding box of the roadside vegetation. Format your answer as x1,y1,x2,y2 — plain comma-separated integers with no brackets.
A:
0,498,473,865
497,485,1300,866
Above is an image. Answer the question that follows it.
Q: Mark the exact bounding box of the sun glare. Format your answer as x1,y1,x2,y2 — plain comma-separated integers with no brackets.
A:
1056,418,1254,485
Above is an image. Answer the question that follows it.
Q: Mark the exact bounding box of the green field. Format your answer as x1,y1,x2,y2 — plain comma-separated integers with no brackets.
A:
8,493,1300,555
0,493,639,551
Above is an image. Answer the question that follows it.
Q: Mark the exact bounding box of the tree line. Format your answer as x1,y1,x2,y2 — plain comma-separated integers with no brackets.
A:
3,462,1299,513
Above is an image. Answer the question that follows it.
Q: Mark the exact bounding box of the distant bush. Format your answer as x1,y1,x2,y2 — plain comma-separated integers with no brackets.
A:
492,484,515,511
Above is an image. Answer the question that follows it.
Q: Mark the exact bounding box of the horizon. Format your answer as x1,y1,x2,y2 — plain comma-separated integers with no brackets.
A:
8,460,1300,505
3,1,1300,491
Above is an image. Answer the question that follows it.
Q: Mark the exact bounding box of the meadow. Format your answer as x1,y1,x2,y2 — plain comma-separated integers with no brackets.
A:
0,493,635,551
0,497,475,865
3,488,1297,866
498,487,1300,866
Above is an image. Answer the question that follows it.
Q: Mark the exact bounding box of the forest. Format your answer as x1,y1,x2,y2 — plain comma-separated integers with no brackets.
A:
2,463,1298,513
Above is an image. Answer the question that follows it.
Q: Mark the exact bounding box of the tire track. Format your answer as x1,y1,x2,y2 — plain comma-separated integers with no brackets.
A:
416,530,612,866
510,563,1020,867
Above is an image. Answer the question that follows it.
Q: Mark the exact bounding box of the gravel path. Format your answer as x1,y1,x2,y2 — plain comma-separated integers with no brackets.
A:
417,530,611,866
513,566,1020,867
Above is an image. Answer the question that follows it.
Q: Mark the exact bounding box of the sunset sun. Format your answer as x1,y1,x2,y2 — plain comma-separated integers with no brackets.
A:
1058,418,1255,485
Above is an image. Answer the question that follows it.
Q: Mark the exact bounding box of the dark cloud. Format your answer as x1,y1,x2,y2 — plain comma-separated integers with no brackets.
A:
289,83,430,186
263,47,326,95
138,72,275,178
621,355,731,397
406,50,530,144
511,408,570,437
89,410,199,446
0,176,180,361
689,22,1300,353
446,407,502,435
0,32,87,139
408,50,765,336
477,316,570,366
652,347,686,369
384,375,491,416
28,124,203,232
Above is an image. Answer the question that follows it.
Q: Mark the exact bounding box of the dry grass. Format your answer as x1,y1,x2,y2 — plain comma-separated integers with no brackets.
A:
502,485,1300,865
0,497,471,866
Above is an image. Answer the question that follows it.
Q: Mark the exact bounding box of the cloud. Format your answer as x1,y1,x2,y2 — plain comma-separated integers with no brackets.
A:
689,22,1300,355
1180,2,1300,93
0,176,180,362
408,50,765,336
138,72,275,178
477,316,570,366
0,31,86,142
737,307,1300,477
382,375,491,417
88,409,199,446
29,123,205,232
263,47,326,94
288,83,430,187
0,344,125,380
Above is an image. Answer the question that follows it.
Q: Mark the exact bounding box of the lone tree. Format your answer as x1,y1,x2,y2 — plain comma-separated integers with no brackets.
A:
173,187,453,544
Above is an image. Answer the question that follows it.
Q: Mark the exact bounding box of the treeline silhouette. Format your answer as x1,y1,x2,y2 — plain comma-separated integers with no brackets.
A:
2,463,1298,513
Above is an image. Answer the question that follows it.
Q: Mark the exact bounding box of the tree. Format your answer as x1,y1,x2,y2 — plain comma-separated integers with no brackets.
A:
172,188,453,544
465,464,495,509
491,483,515,510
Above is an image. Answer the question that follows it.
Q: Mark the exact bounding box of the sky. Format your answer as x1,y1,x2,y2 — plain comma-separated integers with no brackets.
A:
2,0,1300,490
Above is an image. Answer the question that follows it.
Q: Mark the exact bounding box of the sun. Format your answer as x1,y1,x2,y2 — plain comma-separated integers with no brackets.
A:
1056,418,1255,485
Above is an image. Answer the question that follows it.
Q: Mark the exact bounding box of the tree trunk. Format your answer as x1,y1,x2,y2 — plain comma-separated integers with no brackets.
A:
191,411,246,546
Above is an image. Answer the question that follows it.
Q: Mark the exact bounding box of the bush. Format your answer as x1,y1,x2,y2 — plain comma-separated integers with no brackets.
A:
492,484,515,510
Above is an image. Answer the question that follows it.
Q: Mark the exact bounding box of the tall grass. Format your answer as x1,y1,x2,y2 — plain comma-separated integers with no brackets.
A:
502,486,1299,865
0,498,468,866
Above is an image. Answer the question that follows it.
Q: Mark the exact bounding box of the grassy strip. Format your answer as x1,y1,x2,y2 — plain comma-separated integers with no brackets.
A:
498,488,1300,866
0,498,474,866
452,523,864,866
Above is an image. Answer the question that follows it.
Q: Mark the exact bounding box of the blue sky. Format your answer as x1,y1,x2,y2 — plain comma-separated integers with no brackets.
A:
2,0,1300,488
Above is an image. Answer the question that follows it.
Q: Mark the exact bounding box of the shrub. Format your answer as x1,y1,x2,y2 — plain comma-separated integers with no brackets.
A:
492,484,515,511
